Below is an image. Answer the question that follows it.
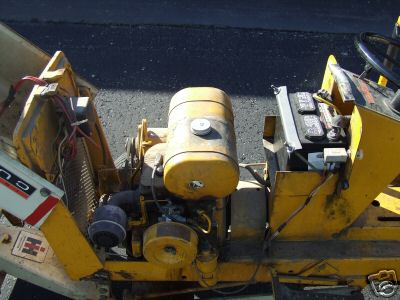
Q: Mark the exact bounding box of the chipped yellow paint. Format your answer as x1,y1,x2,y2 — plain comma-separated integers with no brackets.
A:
40,202,102,280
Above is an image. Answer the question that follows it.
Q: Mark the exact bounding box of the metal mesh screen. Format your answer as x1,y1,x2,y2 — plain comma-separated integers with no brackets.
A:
61,139,98,233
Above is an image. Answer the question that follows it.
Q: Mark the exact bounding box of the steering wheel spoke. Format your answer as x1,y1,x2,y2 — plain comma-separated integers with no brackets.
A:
355,32,400,88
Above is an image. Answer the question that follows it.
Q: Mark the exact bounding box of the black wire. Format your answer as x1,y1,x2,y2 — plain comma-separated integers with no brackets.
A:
212,283,251,295
266,173,333,244
151,166,163,213
293,151,320,171
239,164,267,185
211,263,261,295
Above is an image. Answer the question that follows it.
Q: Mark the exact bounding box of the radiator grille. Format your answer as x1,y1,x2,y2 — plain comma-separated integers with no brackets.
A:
61,139,98,233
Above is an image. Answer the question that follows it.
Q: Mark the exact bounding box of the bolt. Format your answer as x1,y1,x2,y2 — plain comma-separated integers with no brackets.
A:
341,180,350,190
284,141,294,153
327,128,340,141
164,246,177,255
155,165,164,176
271,85,281,95
189,180,204,190
1,234,11,244
355,149,364,160
40,188,51,197
317,89,332,101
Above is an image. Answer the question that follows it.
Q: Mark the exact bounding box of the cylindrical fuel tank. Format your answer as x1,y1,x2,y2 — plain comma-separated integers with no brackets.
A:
163,87,239,200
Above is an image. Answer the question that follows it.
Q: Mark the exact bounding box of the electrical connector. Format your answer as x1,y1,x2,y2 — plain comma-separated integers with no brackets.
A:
323,148,348,163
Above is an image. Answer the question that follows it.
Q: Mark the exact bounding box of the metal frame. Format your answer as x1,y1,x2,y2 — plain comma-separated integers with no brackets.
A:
0,18,400,300
0,217,101,300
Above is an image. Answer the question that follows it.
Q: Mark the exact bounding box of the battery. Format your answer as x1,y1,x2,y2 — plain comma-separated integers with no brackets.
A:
273,87,347,171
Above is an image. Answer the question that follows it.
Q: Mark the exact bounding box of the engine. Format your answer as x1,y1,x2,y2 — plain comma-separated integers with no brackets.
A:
88,87,238,274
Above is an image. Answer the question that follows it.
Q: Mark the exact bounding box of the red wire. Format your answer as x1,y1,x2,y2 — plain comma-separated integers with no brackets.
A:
13,76,47,93
5,75,99,160
63,95,99,148
52,94,99,161
0,76,48,117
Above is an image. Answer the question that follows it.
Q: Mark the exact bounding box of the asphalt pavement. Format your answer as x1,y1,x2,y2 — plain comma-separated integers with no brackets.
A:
1,0,398,34
4,21,365,166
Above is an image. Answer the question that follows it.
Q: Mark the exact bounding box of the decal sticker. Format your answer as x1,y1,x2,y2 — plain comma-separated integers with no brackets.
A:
24,195,59,226
0,165,36,199
12,230,49,263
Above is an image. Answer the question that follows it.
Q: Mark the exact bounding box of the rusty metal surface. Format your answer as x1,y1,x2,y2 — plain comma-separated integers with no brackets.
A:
230,181,267,240
0,219,100,299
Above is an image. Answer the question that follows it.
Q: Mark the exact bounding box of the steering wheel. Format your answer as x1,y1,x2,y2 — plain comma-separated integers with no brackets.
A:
354,32,400,88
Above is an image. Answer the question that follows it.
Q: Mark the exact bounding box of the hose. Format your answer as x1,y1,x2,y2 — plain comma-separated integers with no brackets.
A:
198,211,212,234
151,166,163,213
189,210,212,234
293,151,320,171
239,163,267,185
107,190,141,213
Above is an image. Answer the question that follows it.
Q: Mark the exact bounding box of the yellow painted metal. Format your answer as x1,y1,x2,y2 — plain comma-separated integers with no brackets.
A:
338,106,400,233
12,50,118,191
320,55,354,115
143,222,198,268
13,52,77,177
4,21,400,299
17,62,400,292
40,202,102,280
9,51,120,281
4,25,400,292
103,257,400,289
214,198,226,245
313,93,342,114
269,171,339,239
321,54,338,92
135,123,168,162
104,260,270,282
340,227,400,240
346,106,362,166
378,16,400,86
168,87,235,121
338,204,400,240
269,103,400,240
131,238,143,258
263,116,276,138
376,186,400,215
378,75,389,87
135,119,149,161
128,195,148,227
163,87,239,200
196,250,218,287
104,261,184,281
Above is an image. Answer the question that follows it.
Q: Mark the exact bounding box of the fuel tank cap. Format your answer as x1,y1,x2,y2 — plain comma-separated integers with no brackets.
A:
190,118,212,136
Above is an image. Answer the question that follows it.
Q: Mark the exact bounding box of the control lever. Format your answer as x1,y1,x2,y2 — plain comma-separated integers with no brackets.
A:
329,63,355,102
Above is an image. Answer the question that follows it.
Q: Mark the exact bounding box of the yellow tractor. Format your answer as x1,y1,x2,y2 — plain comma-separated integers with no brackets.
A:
0,18,399,299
